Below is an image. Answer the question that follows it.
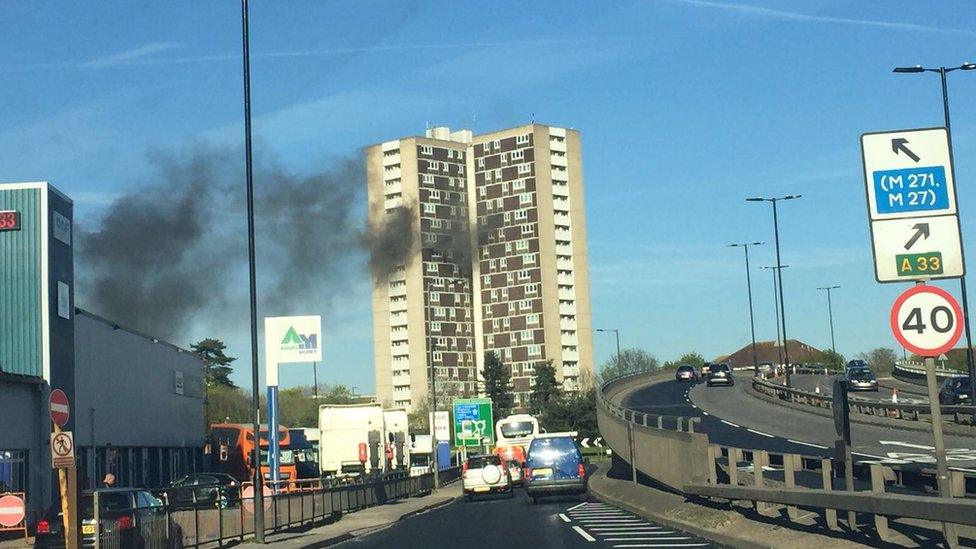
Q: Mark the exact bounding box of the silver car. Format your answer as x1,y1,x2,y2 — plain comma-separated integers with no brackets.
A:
462,454,513,500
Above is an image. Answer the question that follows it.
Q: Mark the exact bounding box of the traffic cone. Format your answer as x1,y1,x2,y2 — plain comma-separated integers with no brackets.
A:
792,364,797,375
815,384,821,395
892,388,898,404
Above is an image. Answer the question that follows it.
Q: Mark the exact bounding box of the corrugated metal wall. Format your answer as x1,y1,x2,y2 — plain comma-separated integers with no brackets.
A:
0,187,42,377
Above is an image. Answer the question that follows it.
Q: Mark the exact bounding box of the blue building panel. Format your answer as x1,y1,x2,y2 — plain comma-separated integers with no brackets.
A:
0,187,43,378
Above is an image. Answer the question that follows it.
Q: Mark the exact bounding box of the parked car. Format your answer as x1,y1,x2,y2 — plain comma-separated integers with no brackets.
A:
939,376,973,405
706,363,734,387
525,434,586,503
462,454,513,500
675,365,699,383
845,367,878,392
165,473,240,509
35,488,181,548
757,362,774,376
700,363,714,378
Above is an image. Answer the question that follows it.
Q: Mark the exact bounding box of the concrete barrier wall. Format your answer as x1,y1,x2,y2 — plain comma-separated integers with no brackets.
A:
598,370,710,492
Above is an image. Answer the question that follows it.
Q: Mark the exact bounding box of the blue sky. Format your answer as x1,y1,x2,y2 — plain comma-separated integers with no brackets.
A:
2,1,976,392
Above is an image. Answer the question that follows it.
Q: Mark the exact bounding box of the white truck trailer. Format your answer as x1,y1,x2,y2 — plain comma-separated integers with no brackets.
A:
382,408,410,472
318,403,386,478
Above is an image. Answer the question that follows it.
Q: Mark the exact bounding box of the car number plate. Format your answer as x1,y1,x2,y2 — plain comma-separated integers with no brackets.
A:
473,486,490,492
533,468,552,477
82,524,96,535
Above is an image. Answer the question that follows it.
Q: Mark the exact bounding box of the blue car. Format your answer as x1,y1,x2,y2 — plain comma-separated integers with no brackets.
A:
525,435,587,503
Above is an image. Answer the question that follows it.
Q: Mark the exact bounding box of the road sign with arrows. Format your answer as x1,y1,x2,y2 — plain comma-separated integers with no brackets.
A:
861,127,964,282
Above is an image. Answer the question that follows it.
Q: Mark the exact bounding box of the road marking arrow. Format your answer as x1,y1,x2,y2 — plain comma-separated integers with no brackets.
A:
903,222,931,250
891,138,920,162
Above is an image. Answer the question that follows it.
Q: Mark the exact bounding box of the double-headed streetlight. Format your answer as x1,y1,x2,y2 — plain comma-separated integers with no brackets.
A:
761,265,789,368
728,242,764,375
893,61,976,409
816,286,840,366
596,328,621,368
748,195,801,385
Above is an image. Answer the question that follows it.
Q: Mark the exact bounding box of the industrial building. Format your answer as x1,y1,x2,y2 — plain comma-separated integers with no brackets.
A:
366,124,594,411
0,182,205,520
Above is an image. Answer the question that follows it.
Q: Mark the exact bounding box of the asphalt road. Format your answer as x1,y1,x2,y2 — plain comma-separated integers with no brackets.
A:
623,376,976,472
342,489,720,548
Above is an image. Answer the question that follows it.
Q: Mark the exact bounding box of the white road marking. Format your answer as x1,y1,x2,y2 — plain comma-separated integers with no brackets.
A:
558,513,571,523
567,501,588,511
702,411,709,416
788,439,829,450
721,420,740,428
589,527,666,531
691,404,698,409
879,441,935,450
853,452,887,460
611,544,708,548
578,520,645,524
747,428,774,438
597,531,673,535
572,526,596,542
607,538,691,542
951,467,976,473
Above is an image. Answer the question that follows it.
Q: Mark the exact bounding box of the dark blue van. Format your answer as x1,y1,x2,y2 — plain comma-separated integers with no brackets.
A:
525,435,586,503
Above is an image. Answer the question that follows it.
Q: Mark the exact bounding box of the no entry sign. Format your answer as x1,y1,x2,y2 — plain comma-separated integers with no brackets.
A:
890,285,964,357
0,494,26,528
49,389,69,427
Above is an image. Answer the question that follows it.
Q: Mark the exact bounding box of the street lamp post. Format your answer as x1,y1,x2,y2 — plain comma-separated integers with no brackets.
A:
817,286,841,367
596,329,621,369
748,195,801,386
761,264,790,371
893,61,976,411
729,242,764,375
240,0,265,541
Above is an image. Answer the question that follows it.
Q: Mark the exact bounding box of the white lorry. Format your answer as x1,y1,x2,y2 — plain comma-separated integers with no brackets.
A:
408,434,434,477
382,408,410,472
318,403,386,478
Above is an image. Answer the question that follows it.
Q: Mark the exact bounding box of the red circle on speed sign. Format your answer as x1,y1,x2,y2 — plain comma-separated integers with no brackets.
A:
890,285,964,357
0,494,26,528
49,389,69,427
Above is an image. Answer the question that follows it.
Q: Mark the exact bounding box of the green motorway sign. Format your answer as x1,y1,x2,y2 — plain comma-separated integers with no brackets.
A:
452,398,494,447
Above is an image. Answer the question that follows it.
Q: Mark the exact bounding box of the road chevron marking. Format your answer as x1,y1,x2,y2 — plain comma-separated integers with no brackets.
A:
566,502,588,511
558,513,571,523
572,525,596,542
879,440,935,450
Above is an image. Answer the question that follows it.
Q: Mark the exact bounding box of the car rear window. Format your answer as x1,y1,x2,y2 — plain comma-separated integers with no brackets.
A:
528,437,580,466
849,370,874,380
677,366,694,373
467,455,501,469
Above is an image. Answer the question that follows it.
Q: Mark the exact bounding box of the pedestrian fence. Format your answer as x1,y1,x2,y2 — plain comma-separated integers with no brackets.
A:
597,368,976,547
90,469,460,548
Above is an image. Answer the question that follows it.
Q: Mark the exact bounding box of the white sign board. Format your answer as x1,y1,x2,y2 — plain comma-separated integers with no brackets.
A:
51,431,75,468
861,127,964,282
264,315,322,385
433,411,450,442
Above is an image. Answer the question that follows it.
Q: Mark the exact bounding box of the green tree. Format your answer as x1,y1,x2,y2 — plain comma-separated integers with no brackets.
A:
662,352,705,371
278,387,318,427
530,360,561,417
205,385,251,426
858,348,898,375
481,351,515,417
599,348,659,381
192,338,237,388
820,349,846,370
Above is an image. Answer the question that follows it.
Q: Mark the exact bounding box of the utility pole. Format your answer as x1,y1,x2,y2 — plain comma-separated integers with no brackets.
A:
817,286,841,367
729,242,764,375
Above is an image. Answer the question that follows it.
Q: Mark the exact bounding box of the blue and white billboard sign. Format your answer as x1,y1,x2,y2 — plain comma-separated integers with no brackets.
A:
861,127,964,283
862,128,956,220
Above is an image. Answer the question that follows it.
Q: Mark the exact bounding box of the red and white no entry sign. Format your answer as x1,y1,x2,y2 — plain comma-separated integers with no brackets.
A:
0,494,26,528
49,389,69,427
890,285,964,357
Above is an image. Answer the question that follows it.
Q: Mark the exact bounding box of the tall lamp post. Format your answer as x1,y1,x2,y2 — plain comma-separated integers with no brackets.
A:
240,0,265,541
596,328,621,370
747,195,801,386
817,286,841,368
761,265,790,370
893,61,976,410
729,242,764,375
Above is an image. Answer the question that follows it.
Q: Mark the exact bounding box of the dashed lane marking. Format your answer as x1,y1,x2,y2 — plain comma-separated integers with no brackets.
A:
788,439,829,450
572,525,596,542
747,428,774,438
720,420,740,428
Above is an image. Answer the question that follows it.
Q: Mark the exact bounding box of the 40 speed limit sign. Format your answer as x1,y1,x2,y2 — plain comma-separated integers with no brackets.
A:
890,285,964,356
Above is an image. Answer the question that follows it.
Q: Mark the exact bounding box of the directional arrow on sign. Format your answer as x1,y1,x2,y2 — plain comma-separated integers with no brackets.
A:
891,138,920,162
580,438,590,448
904,222,931,250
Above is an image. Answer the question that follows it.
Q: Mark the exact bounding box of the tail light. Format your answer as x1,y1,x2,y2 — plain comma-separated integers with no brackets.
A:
36,519,50,534
578,464,586,478
524,466,532,479
116,515,134,530
462,462,469,478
